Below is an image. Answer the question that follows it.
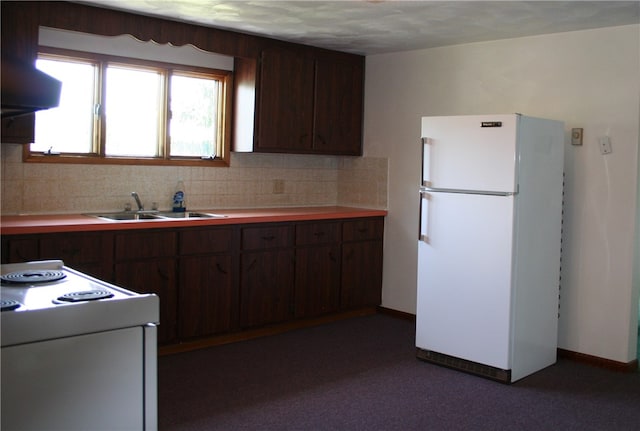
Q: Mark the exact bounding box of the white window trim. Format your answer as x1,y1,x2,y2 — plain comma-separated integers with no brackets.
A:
38,26,234,71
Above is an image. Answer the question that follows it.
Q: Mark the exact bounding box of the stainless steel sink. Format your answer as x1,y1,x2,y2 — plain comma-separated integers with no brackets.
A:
155,211,227,219
87,212,163,221
85,211,227,221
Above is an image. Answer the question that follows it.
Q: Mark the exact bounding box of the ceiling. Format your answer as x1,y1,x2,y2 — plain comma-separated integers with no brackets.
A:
76,1,640,55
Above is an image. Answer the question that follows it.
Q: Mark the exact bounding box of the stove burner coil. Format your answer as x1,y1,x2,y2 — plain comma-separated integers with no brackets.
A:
1,270,66,284
56,290,114,303
1,299,22,311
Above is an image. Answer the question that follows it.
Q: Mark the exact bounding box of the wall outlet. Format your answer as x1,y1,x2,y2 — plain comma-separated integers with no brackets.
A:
599,136,612,155
273,179,285,194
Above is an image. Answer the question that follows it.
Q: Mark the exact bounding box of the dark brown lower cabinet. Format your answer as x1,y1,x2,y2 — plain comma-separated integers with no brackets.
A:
114,230,178,345
294,221,341,318
240,249,295,327
178,254,234,339
341,241,383,309
340,218,384,310
294,244,341,317
1,215,384,347
1,232,113,280
115,258,178,345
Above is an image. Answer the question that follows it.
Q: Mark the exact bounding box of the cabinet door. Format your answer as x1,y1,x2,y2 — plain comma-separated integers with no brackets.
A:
1,2,38,144
40,232,112,280
240,249,294,327
313,56,363,155
178,255,234,339
294,221,341,318
115,258,177,345
341,218,384,310
341,240,383,310
115,230,177,345
295,244,340,318
256,48,314,152
1,237,39,263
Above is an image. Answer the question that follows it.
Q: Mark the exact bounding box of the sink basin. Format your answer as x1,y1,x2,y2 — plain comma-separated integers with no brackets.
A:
85,211,227,221
155,211,227,219
87,212,163,221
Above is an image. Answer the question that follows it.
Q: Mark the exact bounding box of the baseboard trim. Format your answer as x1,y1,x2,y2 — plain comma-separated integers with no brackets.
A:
376,306,416,322
159,307,378,356
557,348,639,373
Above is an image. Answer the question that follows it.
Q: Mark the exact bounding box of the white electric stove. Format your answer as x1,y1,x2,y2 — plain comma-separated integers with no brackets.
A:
1,260,160,431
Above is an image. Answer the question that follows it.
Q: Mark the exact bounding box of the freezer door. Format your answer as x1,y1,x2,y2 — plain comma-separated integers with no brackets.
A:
416,192,515,370
421,115,518,193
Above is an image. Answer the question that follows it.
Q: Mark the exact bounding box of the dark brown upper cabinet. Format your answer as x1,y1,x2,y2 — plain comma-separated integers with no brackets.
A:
235,46,364,156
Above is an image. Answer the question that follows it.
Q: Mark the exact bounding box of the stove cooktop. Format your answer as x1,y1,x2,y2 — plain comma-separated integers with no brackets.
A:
0,260,159,347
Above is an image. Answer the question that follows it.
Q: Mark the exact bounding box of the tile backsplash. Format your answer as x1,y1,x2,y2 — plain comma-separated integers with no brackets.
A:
1,144,387,215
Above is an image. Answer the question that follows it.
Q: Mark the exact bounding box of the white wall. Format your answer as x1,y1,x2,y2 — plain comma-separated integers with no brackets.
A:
365,25,640,364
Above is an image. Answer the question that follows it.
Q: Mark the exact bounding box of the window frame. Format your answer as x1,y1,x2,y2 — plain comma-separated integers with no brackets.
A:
25,46,233,167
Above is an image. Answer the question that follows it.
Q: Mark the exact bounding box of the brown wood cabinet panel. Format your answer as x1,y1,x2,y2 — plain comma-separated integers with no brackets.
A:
178,254,235,339
241,224,293,250
179,227,232,255
115,258,177,344
295,244,340,318
1,237,39,263
40,232,113,280
1,1,39,144
1,233,112,280
313,56,363,155
0,214,384,348
342,217,384,242
295,221,340,245
240,249,294,327
115,230,176,260
252,47,364,155
255,48,315,152
341,240,383,310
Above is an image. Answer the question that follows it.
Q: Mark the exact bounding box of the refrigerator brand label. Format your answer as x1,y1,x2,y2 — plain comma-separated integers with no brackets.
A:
481,121,502,127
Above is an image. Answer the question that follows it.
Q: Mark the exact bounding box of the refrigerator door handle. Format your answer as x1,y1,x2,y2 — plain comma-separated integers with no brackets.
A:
419,190,430,243
422,186,517,197
421,137,433,187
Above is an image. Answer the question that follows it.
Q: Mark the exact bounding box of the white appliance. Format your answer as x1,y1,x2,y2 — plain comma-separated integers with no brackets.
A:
1,260,159,430
415,114,564,383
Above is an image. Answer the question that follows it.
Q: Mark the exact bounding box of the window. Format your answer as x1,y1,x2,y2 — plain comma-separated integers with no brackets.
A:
29,47,232,166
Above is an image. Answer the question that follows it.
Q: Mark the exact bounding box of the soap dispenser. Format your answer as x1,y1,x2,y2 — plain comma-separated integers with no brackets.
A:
172,179,186,212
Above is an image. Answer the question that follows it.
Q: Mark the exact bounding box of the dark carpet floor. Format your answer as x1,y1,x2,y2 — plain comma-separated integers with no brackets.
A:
158,314,640,431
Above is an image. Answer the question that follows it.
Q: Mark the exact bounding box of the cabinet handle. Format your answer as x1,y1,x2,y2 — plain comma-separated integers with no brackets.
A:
157,267,169,280
357,228,368,234
313,231,325,238
261,235,275,241
216,263,228,275
315,134,327,147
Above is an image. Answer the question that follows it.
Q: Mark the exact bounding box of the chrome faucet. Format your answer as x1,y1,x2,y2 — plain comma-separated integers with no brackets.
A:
131,192,144,211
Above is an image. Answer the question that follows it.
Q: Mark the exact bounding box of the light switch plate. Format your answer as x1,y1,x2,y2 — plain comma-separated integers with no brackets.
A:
571,128,583,146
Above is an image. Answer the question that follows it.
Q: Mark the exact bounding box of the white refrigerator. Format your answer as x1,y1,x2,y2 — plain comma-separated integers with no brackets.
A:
415,114,564,383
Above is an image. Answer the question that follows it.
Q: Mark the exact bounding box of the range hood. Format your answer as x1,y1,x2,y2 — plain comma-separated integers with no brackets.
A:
1,56,62,119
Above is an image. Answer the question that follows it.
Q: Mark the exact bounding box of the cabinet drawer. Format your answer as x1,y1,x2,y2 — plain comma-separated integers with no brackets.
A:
296,222,340,245
179,228,232,255
342,218,384,242
40,233,106,264
241,225,293,250
115,230,177,260
2,237,39,263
